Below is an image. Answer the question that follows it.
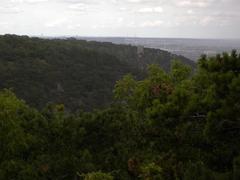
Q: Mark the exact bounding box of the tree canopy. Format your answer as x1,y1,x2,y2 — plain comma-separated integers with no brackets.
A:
0,35,239,179
0,35,194,111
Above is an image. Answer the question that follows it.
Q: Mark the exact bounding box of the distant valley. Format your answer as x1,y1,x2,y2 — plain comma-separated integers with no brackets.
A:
76,37,240,61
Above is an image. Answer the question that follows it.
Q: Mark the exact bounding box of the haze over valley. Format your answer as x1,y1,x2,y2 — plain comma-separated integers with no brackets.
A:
77,37,240,61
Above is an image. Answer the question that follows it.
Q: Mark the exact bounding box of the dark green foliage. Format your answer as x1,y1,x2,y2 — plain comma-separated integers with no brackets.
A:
83,171,113,180
233,156,240,180
113,51,240,179
184,162,213,180
0,34,194,111
139,163,163,180
0,43,240,180
0,90,94,179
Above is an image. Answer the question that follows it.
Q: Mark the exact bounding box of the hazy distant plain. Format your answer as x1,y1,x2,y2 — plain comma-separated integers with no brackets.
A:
78,37,240,61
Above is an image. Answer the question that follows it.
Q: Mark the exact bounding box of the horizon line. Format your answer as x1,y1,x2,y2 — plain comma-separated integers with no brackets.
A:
1,33,240,41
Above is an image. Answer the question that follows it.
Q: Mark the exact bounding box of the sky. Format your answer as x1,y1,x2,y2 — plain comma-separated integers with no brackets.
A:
0,0,240,38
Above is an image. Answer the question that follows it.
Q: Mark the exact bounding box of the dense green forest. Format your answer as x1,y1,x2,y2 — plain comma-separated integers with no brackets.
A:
1,46,240,179
0,35,194,111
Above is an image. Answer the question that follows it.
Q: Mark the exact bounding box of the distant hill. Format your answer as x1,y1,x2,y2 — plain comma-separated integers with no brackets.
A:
0,34,194,110
58,37,195,70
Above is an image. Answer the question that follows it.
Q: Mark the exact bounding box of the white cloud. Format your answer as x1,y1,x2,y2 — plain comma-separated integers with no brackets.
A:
117,17,124,23
177,0,212,8
45,18,67,28
0,6,23,13
68,3,88,11
199,16,214,26
119,7,127,11
0,0,239,38
137,6,163,13
0,22,10,27
11,0,48,3
187,9,194,14
140,20,163,27
126,0,142,3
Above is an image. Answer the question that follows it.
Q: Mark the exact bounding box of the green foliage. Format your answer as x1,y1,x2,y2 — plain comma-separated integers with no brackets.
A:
114,74,137,105
140,163,163,180
83,171,113,180
0,89,45,179
113,51,240,179
184,162,213,180
0,34,193,111
0,48,240,180
170,60,192,84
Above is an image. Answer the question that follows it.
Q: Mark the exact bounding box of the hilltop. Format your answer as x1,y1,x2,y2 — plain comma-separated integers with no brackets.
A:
0,34,194,110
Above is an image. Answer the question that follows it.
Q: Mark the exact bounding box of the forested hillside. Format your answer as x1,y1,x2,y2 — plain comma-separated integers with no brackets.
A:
1,51,240,179
0,35,194,111
60,37,193,69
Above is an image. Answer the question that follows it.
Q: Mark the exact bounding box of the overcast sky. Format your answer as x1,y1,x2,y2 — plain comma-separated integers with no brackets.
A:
0,0,240,38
